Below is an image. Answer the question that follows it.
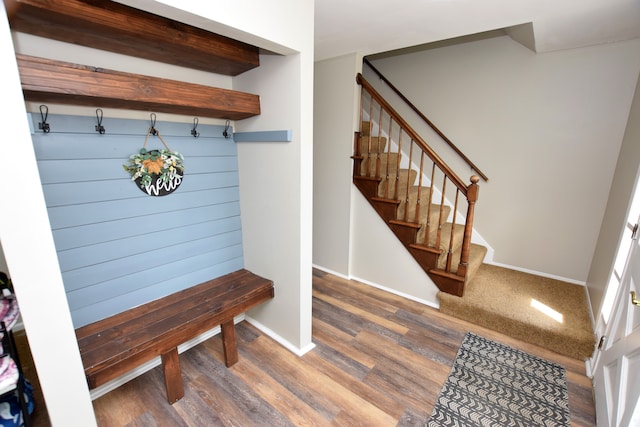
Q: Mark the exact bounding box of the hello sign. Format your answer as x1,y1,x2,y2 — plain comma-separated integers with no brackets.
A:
134,160,184,196
123,129,185,197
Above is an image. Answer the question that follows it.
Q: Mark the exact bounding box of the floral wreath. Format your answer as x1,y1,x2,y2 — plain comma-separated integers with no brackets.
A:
123,128,185,193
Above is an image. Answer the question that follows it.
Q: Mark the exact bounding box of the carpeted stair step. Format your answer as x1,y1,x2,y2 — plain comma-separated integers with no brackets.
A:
437,264,596,360
358,135,387,154
397,186,433,218
359,152,399,177
378,168,417,200
396,186,451,229
436,242,486,275
409,242,487,297
398,202,450,237
361,120,372,136
421,221,465,252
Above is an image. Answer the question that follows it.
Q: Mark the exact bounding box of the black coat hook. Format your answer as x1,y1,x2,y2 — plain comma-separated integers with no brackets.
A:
95,108,105,134
149,113,158,136
39,105,50,133
191,117,200,138
223,120,231,139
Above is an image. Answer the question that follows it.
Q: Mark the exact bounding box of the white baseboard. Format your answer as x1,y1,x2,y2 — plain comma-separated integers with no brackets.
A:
487,261,586,286
351,274,440,309
311,263,349,280
312,261,584,312
312,265,439,310
585,357,595,379
245,316,316,356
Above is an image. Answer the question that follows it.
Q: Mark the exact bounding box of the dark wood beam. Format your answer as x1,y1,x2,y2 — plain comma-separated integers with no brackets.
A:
17,54,261,120
5,0,259,76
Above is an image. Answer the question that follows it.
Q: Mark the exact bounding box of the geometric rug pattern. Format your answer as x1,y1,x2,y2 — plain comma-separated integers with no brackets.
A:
427,332,571,426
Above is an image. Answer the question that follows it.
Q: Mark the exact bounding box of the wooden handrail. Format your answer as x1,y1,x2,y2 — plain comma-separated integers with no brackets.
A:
363,58,489,182
357,73,468,194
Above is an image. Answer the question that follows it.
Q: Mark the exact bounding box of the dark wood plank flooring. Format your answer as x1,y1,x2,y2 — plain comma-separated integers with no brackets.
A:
21,268,597,426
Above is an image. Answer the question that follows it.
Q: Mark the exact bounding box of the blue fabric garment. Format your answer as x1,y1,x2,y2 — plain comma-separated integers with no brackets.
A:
0,378,34,427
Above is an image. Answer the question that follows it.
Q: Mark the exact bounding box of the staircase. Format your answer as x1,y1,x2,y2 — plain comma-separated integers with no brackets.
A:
353,73,487,297
352,68,596,359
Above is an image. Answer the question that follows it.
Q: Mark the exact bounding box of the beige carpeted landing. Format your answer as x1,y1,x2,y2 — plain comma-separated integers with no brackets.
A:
437,264,595,360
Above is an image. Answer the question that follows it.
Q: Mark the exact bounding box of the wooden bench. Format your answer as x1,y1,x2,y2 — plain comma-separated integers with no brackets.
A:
75,269,274,403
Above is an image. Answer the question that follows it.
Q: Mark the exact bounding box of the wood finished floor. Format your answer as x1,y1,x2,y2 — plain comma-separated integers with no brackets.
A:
26,269,597,426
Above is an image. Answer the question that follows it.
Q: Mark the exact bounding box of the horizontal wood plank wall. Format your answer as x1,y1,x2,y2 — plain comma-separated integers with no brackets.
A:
29,113,244,328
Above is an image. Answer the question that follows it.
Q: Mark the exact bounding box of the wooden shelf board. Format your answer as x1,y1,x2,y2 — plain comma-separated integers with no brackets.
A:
17,54,261,120
6,0,259,76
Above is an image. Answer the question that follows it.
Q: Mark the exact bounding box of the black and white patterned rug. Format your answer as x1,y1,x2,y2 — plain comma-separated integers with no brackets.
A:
426,332,570,426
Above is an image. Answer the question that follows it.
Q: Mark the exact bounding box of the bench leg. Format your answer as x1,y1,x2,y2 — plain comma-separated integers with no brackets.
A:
221,320,239,367
161,348,184,404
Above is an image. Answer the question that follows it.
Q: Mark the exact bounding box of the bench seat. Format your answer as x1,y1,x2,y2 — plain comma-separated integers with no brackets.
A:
75,269,274,403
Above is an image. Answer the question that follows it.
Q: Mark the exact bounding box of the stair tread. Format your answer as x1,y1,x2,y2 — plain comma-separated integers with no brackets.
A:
409,243,441,254
370,197,401,205
389,219,421,229
353,175,381,182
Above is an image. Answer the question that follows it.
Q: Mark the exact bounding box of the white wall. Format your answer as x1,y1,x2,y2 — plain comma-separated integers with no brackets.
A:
234,52,315,353
313,53,442,305
2,0,314,424
139,0,316,355
587,71,640,319
0,6,96,426
367,35,640,282
313,54,361,276
350,192,442,305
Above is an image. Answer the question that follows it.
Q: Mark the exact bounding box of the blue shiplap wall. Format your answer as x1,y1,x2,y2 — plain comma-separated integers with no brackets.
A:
29,114,244,328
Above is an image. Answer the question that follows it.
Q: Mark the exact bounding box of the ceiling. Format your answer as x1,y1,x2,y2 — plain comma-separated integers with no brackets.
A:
314,0,640,61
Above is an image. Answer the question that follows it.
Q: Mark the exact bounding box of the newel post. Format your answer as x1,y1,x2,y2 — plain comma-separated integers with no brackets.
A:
457,175,480,279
